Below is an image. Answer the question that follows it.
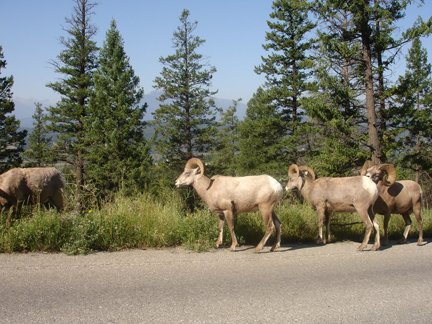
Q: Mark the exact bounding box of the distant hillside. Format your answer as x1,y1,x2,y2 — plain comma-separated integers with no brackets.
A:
14,91,248,128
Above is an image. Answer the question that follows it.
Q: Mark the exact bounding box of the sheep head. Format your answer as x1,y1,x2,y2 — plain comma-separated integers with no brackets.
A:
361,161,397,187
299,166,316,180
175,158,206,187
286,164,317,192
360,160,375,176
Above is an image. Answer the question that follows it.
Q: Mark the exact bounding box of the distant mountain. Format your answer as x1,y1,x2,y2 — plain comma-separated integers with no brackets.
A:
14,91,248,128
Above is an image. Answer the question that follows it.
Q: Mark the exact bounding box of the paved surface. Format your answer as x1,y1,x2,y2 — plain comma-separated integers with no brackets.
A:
1,240,432,323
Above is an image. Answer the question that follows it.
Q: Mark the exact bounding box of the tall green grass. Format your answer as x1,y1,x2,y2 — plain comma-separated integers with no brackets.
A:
0,189,431,254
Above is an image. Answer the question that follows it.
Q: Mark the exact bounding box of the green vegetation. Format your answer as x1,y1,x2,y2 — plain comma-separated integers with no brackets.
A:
1,188,430,254
1,1,432,254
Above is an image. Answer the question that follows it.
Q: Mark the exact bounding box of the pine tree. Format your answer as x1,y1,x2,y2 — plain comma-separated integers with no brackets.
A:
23,102,55,167
45,0,99,200
302,9,368,175
254,0,317,163
211,99,241,176
390,37,432,181
315,0,431,164
236,87,287,176
0,46,27,173
152,9,218,168
85,19,151,196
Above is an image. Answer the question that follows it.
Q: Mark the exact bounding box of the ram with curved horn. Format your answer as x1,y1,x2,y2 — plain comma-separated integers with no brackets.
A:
175,158,283,252
361,161,424,246
286,164,380,251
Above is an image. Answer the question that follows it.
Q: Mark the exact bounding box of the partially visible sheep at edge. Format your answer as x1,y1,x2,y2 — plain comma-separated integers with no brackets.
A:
175,158,283,253
361,161,424,246
0,167,65,227
285,164,380,251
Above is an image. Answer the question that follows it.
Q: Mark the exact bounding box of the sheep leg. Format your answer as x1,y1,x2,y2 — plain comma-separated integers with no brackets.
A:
316,206,326,244
382,212,391,246
255,209,275,253
358,206,380,251
370,214,380,251
269,211,282,252
325,210,332,244
215,214,225,248
413,204,424,246
6,205,15,229
398,212,412,244
224,211,238,251
50,191,64,211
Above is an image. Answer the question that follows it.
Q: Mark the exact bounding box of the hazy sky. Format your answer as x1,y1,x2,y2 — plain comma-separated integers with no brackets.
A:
1,0,431,108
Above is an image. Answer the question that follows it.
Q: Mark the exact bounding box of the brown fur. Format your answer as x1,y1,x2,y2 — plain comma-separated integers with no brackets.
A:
361,162,424,246
0,167,65,227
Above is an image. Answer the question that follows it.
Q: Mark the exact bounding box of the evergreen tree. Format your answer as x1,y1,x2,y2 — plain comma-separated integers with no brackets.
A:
85,19,151,196
152,9,218,168
302,8,367,175
254,0,317,163
236,87,287,176
315,0,431,164
45,0,99,200
390,37,432,181
211,99,241,176
0,46,27,173
23,102,55,167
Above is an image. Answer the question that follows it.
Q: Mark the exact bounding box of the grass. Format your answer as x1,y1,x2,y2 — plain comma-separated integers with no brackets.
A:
1,189,431,254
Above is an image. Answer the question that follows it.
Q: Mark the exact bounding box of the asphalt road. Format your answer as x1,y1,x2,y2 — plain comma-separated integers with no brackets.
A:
1,240,431,324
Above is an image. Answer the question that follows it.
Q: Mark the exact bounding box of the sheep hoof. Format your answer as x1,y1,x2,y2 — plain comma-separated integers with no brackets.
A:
316,237,325,245
270,243,280,252
417,239,424,246
397,237,407,244
254,246,263,253
357,244,366,251
230,245,237,251
371,244,380,251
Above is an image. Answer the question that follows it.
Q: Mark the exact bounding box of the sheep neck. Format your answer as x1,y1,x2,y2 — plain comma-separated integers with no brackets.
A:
300,178,314,203
192,176,212,204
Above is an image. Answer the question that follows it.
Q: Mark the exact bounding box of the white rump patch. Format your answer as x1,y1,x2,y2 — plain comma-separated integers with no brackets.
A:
361,176,378,200
268,176,283,201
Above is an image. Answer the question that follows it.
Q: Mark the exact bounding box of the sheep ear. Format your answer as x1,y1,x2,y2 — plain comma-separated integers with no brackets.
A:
360,160,374,176
193,167,201,175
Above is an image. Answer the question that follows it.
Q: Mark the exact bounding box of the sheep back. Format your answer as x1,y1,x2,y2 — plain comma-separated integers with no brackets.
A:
0,167,65,205
374,180,422,215
305,176,378,213
206,175,283,214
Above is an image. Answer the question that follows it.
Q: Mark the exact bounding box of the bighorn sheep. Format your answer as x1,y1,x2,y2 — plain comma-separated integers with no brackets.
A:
175,158,283,252
286,164,380,251
0,167,65,227
361,161,423,246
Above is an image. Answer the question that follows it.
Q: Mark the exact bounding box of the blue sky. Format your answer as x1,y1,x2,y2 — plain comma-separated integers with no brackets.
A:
1,0,431,117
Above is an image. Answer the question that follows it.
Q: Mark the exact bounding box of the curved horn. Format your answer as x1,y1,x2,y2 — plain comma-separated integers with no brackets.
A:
360,160,375,176
379,164,397,186
299,166,316,180
288,164,300,180
185,158,206,180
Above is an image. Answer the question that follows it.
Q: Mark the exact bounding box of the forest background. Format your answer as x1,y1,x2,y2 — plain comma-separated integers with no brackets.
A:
1,0,432,254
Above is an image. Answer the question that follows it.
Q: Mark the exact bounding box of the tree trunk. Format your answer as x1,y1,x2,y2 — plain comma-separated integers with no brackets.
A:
361,3,381,164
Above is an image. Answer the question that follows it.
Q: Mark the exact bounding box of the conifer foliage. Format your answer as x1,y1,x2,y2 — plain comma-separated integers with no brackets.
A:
85,19,151,195
23,102,55,167
390,37,432,180
45,0,99,200
0,46,27,173
152,9,218,167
